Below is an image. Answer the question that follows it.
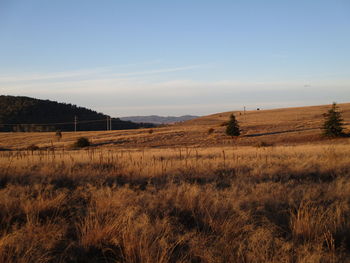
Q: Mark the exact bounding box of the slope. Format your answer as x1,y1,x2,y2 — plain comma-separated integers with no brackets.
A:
0,103,349,150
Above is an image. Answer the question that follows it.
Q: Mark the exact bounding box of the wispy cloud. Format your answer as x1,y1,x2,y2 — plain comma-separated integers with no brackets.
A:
0,63,205,83
2,72,349,97
108,64,206,78
1,63,349,116
0,67,111,83
0,63,211,97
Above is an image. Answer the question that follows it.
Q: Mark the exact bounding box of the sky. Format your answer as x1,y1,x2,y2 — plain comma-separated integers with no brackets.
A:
0,0,349,117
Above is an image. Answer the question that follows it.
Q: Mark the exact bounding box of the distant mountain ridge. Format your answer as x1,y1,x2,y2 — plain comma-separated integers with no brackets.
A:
120,115,199,124
0,95,153,132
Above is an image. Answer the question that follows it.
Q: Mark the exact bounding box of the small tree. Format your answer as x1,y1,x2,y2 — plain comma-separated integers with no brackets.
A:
323,102,344,137
226,114,240,137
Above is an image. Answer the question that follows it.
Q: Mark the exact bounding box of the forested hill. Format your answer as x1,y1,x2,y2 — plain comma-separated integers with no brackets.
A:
0,95,153,132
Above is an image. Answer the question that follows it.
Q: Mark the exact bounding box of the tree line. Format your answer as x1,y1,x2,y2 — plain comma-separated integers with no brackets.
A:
0,95,154,132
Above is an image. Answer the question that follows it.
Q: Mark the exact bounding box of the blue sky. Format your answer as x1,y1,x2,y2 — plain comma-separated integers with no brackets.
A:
0,0,349,116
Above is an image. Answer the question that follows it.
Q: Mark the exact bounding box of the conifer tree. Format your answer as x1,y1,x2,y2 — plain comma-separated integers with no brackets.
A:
226,114,240,137
323,102,344,137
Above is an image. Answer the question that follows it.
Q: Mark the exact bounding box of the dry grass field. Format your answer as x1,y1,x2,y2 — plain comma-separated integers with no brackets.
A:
0,103,350,262
0,103,349,150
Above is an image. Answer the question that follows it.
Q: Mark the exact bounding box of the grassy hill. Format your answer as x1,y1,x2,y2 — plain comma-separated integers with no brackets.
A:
0,95,152,132
0,102,349,150
1,102,350,262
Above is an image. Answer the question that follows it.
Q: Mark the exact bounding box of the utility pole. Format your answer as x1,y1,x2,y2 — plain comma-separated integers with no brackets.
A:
106,116,109,131
110,117,112,130
244,106,246,115
74,116,77,132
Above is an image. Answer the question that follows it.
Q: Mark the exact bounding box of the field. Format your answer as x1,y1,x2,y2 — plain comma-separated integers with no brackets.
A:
1,103,349,150
0,103,350,262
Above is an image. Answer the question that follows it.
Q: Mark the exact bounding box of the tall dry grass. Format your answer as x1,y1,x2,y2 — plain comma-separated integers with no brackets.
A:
0,143,350,262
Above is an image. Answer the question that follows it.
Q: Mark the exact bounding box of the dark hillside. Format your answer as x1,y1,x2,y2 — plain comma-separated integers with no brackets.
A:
0,95,153,132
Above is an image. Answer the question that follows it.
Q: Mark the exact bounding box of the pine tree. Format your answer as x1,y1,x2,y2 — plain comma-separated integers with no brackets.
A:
226,114,240,137
323,102,344,137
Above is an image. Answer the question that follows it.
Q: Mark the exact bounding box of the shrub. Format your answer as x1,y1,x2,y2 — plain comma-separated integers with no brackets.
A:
74,137,90,148
208,128,215,135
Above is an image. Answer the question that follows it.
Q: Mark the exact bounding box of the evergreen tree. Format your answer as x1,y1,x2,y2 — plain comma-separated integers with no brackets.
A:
323,102,344,137
226,114,240,137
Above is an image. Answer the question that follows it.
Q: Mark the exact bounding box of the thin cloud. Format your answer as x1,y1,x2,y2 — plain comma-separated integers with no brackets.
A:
2,75,349,97
0,67,111,83
0,63,206,84
109,64,207,78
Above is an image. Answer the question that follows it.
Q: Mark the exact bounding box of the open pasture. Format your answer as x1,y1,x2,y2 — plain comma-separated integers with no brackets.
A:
0,143,350,262
1,103,350,150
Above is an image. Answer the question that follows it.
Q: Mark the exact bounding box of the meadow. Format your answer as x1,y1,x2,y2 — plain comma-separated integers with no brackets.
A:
1,143,350,262
1,103,349,150
0,103,350,262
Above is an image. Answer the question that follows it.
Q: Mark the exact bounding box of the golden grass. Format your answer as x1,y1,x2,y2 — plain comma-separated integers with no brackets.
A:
0,143,350,262
1,103,350,262
0,103,349,150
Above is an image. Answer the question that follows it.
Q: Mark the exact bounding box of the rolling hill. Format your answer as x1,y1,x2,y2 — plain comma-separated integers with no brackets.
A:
0,102,349,150
0,95,153,132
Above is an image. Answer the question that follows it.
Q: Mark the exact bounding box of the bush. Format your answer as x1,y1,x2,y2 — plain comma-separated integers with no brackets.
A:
74,137,90,148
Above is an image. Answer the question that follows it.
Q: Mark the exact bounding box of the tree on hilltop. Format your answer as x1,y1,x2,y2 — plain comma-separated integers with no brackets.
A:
226,114,240,137
322,102,345,137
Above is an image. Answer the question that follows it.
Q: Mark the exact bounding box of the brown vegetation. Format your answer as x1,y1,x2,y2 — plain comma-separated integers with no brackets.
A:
1,103,350,262
0,103,349,150
0,143,350,262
